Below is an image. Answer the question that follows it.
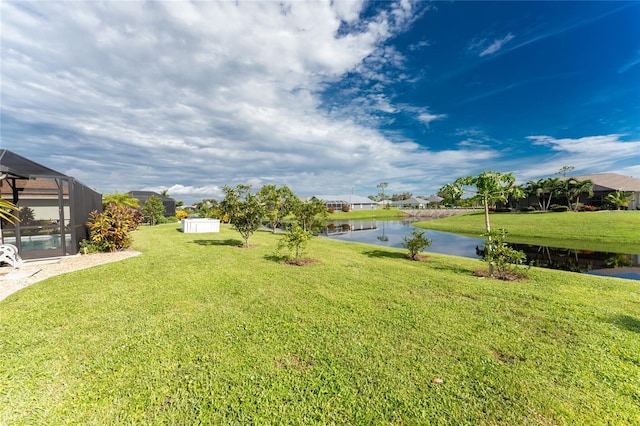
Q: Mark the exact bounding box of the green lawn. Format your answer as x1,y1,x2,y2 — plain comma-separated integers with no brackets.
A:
416,210,640,253
1,224,639,424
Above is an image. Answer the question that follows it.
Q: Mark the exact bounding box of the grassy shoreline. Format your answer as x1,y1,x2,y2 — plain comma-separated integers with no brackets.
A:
1,224,638,424
414,210,640,253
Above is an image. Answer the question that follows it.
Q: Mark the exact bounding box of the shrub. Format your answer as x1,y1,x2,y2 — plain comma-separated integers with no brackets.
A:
482,228,528,280
520,206,536,212
551,205,570,212
341,204,350,212
176,210,189,220
582,205,597,212
79,239,105,254
402,230,432,260
327,206,335,214
494,207,511,213
87,204,137,252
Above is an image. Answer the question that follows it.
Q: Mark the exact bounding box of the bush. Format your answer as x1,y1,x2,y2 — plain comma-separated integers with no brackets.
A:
87,204,137,252
520,206,536,212
482,228,528,280
176,210,189,220
402,230,432,260
494,207,511,213
79,239,106,254
327,206,335,214
551,205,570,212
582,205,598,212
341,204,350,212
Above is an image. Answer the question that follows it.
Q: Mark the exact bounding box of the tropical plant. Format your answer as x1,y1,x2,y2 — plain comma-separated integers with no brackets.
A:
220,184,266,248
87,204,137,252
142,195,165,226
102,191,140,209
18,206,36,227
446,171,523,275
438,182,464,207
176,210,189,220
402,230,432,260
563,178,594,211
604,191,633,210
0,198,19,223
481,228,528,280
257,185,296,233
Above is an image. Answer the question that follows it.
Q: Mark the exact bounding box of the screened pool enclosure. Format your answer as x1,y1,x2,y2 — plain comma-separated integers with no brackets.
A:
0,150,102,260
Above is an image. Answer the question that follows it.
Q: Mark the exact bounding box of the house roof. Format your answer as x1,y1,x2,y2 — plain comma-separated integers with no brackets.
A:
391,197,428,205
564,173,640,192
315,194,377,204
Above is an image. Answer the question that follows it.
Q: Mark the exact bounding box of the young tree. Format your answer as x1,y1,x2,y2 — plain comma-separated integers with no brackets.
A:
278,223,312,261
291,197,328,232
257,184,296,233
402,230,432,260
142,195,165,226
220,184,266,248
447,171,522,276
377,182,389,208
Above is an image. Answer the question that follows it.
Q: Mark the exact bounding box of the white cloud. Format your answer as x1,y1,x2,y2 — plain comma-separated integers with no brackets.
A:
473,33,515,57
418,112,447,125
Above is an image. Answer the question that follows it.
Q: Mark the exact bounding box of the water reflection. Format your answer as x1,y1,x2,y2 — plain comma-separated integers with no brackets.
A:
321,220,640,281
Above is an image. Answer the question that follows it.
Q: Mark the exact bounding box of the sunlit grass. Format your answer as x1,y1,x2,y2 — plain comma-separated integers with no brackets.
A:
0,224,638,424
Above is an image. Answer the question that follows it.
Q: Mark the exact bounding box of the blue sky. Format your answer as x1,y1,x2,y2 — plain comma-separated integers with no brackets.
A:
1,1,639,204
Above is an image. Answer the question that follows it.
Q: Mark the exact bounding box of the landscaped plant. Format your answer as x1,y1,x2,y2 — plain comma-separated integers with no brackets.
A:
142,195,165,226
341,203,350,212
257,184,296,233
18,206,36,226
291,197,327,233
176,210,189,220
0,197,19,223
481,228,528,280
87,204,138,252
402,230,432,260
563,178,594,211
277,223,313,262
102,191,139,209
552,205,570,212
220,184,266,248
604,191,633,210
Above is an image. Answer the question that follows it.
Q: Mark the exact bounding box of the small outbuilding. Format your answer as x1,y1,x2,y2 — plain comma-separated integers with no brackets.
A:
0,150,102,259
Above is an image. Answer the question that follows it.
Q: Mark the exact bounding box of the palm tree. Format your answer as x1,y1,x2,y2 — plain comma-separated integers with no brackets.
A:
102,192,140,209
0,198,20,223
604,191,633,210
564,178,594,211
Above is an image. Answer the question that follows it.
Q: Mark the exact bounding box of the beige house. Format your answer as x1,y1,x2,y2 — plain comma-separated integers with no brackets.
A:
567,173,640,210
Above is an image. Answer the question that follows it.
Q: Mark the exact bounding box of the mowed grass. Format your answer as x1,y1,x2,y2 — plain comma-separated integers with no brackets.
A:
0,224,639,424
416,210,640,253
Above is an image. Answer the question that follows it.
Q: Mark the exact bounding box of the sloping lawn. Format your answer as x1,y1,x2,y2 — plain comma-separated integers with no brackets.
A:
1,224,639,424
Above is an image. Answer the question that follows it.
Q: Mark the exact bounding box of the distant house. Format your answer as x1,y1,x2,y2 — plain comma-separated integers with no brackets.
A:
128,191,176,217
391,197,429,209
566,173,640,209
314,194,378,211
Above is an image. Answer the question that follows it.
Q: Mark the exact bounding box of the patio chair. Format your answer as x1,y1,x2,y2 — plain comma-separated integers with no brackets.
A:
0,244,23,269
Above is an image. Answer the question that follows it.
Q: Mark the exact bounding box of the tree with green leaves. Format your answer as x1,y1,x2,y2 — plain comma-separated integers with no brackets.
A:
278,223,312,261
525,178,562,211
102,192,139,209
557,165,575,177
220,184,266,248
563,178,594,211
402,230,432,260
438,182,464,207
142,195,165,226
257,184,296,233
447,171,523,276
291,197,327,233
377,182,389,208
604,191,633,210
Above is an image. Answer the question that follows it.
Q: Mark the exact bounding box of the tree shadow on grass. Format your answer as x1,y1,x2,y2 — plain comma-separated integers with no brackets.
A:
611,315,640,333
191,239,243,247
362,249,408,260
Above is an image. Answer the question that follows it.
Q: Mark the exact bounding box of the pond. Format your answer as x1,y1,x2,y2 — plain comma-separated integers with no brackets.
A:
320,220,640,281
